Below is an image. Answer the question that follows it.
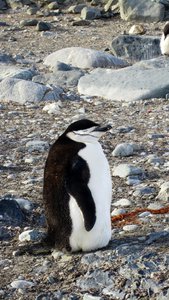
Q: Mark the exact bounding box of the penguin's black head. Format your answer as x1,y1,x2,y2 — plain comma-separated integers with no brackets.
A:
65,119,111,143
163,22,169,39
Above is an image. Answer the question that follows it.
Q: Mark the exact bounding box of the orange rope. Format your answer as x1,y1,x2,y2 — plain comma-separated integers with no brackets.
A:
111,205,169,224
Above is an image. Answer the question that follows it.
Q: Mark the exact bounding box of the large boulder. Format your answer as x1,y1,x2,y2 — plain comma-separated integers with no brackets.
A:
0,64,34,81
119,0,165,22
44,47,127,69
111,35,161,61
78,56,169,102
0,78,51,103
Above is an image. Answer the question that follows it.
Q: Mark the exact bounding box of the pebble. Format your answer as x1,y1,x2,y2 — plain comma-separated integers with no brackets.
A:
83,294,103,300
113,164,144,178
11,279,35,289
111,208,126,216
133,185,156,197
113,198,132,207
26,140,49,152
123,224,139,232
43,102,61,114
19,229,45,242
15,198,33,211
112,142,134,157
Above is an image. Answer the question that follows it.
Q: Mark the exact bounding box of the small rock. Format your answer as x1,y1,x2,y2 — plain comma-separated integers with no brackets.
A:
113,198,131,207
20,19,38,27
19,229,45,242
43,102,61,114
123,224,139,232
157,181,169,201
26,140,49,152
15,198,33,211
112,143,134,157
11,279,35,289
83,294,103,300
133,185,156,197
36,21,51,31
111,208,126,216
113,164,144,178
129,24,146,35
81,7,101,20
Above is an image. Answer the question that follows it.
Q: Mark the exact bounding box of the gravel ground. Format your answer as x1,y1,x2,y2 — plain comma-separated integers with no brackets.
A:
0,8,169,300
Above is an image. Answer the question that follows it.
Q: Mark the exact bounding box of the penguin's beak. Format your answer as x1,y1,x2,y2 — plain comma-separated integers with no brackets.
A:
93,124,112,132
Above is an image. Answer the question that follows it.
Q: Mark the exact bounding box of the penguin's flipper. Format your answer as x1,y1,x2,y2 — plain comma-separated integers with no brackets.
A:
66,156,96,231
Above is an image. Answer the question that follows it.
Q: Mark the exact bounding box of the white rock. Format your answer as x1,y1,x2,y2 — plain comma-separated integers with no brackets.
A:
44,47,127,70
113,164,144,178
113,198,131,207
123,224,139,232
43,102,60,114
83,294,102,300
19,229,44,242
157,181,169,201
11,280,35,289
112,143,134,157
111,208,126,216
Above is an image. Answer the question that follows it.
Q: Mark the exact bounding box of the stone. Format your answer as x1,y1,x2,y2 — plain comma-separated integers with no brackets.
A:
133,185,156,197
104,0,118,12
157,182,169,201
33,69,84,88
113,164,144,178
47,1,59,10
20,19,38,26
0,196,26,226
0,53,14,63
15,198,33,211
44,47,127,69
77,270,113,291
111,208,126,216
0,78,49,104
123,224,139,232
129,24,146,35
146,231,169,245
119,0,165,22
78,62,169,101
26,140,49,152
83,294,103,300
68,4,87,13
113,198,131,207
43,102,61,114
111,35,160,61
0,0,7,10
81,7,101,20
19,229,45,242
0,65,34,81
36,21,51,31
72,19,91,26
112,143,134,157
11,279,35,289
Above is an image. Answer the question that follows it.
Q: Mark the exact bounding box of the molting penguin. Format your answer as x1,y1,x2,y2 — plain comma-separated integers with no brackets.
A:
160,22,169,55
43,119,112,252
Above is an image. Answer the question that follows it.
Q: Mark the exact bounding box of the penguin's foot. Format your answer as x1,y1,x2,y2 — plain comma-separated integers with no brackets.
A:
13,241,52,256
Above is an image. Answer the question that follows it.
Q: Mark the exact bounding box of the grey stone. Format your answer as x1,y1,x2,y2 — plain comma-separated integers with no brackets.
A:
78,64,169,101
19,229,45,242
0,0,7,9
36,21,51,31
68,4,87,13
112,143,134,157
0,78,49,104
11,279,35,289
44,47,127,69
0,53,14,63
26,140,49,152
133,186,156,197
111,35,160,61
113,164,144,178
83,294,103,300
0,65,34,81
20,19,38,26
146,231,169,244
15,198,33,211
81,7,101,20
47,1,59,10
77,270,113,291
33,69,84,88
119,0,165,22
0,196,26,226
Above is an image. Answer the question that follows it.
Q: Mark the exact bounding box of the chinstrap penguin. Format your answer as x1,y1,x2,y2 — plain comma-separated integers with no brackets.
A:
160,22,169,55
43,119,112,252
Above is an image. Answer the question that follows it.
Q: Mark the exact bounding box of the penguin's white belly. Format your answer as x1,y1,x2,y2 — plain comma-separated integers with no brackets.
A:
160,34,169,55
69,142,112,252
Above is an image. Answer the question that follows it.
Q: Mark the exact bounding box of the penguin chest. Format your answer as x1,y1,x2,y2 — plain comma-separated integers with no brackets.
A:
160,34,169,55
69,142,112,252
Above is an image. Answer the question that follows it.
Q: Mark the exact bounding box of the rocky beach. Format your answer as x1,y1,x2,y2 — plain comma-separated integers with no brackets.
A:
0,1,169,299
